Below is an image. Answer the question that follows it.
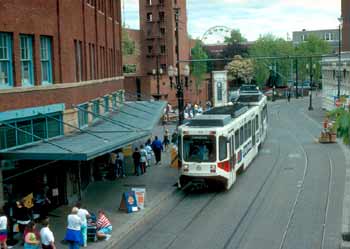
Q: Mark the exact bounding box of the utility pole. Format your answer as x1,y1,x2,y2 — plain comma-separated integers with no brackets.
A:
295,58,299,99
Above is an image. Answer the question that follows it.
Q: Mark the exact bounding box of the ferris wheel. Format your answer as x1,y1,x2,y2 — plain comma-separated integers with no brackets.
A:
201,26,232,45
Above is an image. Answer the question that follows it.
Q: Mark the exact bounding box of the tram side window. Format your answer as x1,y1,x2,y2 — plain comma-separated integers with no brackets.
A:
235,130,239,149
219,136,227,161
248,120,252,138
255,115,259,131
239,127,243,146
244,123,248,142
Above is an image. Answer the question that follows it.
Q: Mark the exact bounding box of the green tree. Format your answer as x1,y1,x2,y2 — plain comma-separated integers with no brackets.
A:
224,29,247,44
249,34,294,88
191,40,208,92
295,35,331,85
226,55,254,85
122,28,135,56
329,107,350,144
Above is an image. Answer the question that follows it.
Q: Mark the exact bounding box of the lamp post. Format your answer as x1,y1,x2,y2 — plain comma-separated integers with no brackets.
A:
152,55,163,100
306,62,316,111
269,65,276,102
167,64,190,126
338,16,344,98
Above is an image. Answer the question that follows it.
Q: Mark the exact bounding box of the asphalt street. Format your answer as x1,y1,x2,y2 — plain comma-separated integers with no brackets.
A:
114,96,347,249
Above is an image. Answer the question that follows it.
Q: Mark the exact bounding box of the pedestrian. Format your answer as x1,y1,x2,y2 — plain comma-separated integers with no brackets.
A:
109,151,118,179
40,218,56,249
163,129,170,151
117,150,125,178
64,207,83,249
151,136,163,165
132,148,141,176
171,130,178,145
287,89,291,102
139,145,147,174
96,210,112,241
145,142,153,167
14,200,32,241
76,202,90,247
0,208,8,249
23,221,40,249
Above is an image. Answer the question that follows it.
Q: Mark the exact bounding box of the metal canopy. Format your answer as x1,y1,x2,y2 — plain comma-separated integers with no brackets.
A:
0,101,166,161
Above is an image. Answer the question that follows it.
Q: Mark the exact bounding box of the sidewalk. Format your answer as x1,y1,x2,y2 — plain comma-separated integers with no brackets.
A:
11,124,179,249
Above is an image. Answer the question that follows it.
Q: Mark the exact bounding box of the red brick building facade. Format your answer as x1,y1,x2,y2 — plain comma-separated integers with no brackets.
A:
342,0,350,51
0,0,123,112
124,0,209,106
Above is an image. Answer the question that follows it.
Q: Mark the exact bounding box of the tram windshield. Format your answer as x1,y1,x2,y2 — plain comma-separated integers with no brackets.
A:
183,135,216,162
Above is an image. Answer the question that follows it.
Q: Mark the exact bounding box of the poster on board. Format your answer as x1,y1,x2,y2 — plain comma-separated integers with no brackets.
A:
131,188,146,210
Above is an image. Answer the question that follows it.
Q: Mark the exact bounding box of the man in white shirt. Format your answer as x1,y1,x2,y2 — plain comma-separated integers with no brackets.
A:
40,218,56,249
76,202,90,247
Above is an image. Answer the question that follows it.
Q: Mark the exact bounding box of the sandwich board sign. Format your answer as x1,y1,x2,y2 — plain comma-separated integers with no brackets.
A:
119,191,139,213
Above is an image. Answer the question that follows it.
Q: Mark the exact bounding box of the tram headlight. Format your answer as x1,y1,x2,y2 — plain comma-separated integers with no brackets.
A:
183,164,189,172
210,165,216,173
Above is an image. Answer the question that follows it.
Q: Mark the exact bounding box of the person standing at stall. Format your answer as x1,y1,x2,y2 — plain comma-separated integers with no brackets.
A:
76,203,90,248
0,208,8,249
64,207,83,249
40,218,56,249
139,145,147,174
132,148,141,176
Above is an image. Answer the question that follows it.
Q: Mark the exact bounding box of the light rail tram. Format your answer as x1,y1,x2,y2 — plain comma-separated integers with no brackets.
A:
178,91,268,190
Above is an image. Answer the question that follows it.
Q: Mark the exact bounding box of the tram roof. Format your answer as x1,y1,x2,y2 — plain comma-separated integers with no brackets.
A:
187,103,250,127
237,93,263,103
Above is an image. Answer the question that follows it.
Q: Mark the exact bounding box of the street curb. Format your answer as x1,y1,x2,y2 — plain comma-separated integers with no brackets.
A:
103,185,179,249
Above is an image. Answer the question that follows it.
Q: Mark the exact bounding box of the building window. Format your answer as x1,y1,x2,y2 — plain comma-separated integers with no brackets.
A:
148,45,153,54
0,32,13,88
301,34,306,41
324,33,332,41
147,13,153,22
78,104,89,128
0,113,63,150
90,43,96,80
160,28,165,36
159,12,164,22
161,64,166,72
20,35,34,87
40,36,53,84
74,40,83,82
159,0,164,5
160,45,166,54
92,99,100,120
148,0,152,5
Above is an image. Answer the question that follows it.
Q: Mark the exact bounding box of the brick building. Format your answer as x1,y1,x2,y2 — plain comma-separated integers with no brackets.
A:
0,0,165,209
342,0,350,52
124,0,209,106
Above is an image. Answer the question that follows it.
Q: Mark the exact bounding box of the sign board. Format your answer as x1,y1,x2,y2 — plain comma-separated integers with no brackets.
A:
212,71,228,107
119,191,139,213
131,188,146,210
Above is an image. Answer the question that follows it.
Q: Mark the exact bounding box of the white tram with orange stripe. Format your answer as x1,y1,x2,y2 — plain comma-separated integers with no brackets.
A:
178,93,267,190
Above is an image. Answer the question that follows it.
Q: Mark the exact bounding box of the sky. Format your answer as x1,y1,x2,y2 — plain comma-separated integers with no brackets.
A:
122,0,341,43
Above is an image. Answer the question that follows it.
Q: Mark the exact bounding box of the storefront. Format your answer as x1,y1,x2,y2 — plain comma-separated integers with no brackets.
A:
0,100,166,210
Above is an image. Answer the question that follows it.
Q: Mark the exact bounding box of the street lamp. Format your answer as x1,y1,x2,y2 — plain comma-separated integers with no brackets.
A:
167,64,190,126
338,16,344,98
151,55,164,101
269,65,276,102
306,63,316,111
